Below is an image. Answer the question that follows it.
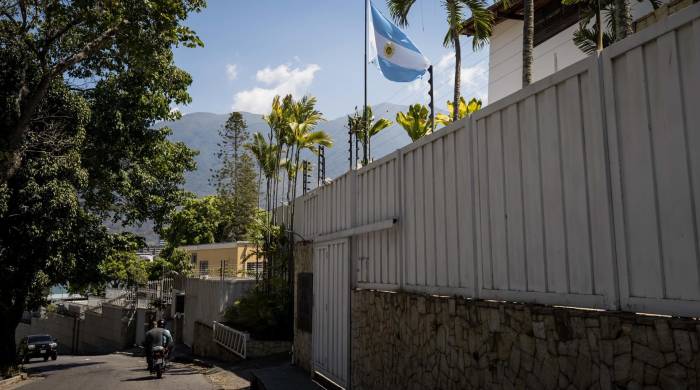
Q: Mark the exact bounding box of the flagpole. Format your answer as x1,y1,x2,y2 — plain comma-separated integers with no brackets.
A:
363,0,369,166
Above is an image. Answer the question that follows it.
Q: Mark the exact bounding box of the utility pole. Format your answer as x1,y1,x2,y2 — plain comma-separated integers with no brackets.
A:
317,146,326,186
363,0,369,166
302,160,310,195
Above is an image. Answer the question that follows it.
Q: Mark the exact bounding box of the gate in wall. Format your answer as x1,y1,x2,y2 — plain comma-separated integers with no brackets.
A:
312,238,350,388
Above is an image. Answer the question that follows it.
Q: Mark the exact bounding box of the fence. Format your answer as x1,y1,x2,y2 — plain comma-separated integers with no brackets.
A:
289,3,700,318
212,321,248,358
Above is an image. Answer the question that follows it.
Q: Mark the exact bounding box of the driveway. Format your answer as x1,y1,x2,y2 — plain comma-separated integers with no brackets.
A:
11,353,215,390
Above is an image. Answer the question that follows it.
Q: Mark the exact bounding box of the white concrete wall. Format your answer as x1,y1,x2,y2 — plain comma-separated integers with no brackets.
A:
487,0,662,103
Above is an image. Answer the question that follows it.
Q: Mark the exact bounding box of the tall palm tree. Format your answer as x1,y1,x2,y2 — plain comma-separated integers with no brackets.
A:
388,0,493,123
614,0,633,40
523,0,534,86
247,132,278,213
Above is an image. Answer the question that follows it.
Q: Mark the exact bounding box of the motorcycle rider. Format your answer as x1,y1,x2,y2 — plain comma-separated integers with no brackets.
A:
144,320,173,372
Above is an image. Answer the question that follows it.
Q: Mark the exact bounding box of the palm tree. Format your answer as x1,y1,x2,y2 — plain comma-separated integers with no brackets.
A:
614,0,633,40
435,96,482,126
388,0,493,123
396,104,433,141
523,0,534,86
247,132,278,213
348,106,393,165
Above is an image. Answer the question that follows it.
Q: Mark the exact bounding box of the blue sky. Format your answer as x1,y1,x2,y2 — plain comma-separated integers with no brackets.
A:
172,0,491,119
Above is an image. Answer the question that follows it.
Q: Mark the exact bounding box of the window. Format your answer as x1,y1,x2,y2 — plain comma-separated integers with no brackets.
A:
297,273,313,333
175,294,185,314
191,252,197,265
246,262,263,276
199,261,209,276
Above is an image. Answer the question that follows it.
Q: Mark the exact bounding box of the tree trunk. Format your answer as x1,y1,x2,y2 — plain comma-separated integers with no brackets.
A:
0,299,25,376
523,0,534,87
596,8,604,51
453,33,462,123
615,0,633,40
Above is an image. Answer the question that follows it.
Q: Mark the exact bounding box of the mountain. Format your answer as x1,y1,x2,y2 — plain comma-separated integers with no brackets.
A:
157,111,269,196
162,103,416,196
123,103,420,244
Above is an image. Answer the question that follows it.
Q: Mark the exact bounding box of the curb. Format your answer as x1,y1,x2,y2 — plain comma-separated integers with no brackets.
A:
0,373,26,389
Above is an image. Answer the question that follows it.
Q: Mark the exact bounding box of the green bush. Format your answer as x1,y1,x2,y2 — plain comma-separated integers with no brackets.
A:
223,277,291,341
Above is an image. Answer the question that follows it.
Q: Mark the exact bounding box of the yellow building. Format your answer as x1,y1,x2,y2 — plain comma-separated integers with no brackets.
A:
178,242,263,278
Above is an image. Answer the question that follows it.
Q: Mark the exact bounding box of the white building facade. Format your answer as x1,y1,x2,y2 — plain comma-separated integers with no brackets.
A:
483,0,664,103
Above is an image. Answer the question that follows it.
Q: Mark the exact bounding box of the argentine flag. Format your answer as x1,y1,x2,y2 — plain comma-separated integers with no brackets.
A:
368,1,430,82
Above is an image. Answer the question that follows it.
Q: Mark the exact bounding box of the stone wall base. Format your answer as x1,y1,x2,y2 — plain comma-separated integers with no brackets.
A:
352,289,700,390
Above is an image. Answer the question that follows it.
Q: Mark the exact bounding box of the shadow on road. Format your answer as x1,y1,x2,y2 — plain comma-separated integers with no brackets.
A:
121,375,159,382
24,362,103,375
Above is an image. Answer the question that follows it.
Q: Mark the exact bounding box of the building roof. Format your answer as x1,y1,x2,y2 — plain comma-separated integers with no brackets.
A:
461,0,559,36
178,241,253,251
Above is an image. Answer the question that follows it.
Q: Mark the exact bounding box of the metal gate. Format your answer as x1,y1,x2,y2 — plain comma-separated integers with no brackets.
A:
312,239,350,388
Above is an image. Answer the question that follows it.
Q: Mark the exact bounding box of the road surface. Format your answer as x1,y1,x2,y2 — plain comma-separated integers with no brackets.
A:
13,353,216,390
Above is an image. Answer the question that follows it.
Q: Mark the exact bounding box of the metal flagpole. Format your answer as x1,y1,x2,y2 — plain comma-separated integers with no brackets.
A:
363,0,369,166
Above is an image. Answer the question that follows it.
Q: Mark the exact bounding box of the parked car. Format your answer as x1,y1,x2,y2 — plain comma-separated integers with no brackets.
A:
17,334,58,363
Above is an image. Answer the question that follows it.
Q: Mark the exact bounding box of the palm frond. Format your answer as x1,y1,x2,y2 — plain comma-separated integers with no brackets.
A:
386,0,417,27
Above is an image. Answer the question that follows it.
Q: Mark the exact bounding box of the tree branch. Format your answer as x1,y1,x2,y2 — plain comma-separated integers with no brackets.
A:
49,21,123,77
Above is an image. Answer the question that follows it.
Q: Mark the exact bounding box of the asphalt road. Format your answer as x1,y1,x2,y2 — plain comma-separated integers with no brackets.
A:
13,353,216,390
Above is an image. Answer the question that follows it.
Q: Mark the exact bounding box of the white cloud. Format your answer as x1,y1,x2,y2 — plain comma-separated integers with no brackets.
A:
232,64,321,114
433,51,488,106
435,52,456,73
226,64,238,80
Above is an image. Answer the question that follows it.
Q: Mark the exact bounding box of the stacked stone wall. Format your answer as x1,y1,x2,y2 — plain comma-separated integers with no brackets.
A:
352,289,700,390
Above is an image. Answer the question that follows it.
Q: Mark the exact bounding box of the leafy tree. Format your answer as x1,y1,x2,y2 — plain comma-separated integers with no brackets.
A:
146,248,193,280
396,104,433,141
162,196,223,247
0,2,202,371
435,97,482,126
0,0,205,186
388,0,493,122
100,252,149,288
213,113,260,241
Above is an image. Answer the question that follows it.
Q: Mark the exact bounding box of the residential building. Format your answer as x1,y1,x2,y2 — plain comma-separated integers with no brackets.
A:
463,0,669,103
178,242,263,279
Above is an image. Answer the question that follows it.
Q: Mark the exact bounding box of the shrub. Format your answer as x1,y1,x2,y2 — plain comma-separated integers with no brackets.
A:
223,277,291,341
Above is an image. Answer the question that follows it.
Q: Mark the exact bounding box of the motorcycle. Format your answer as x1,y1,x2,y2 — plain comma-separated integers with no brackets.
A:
151,346,167,379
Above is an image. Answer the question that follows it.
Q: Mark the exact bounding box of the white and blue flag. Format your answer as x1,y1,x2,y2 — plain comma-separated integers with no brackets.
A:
368,1,430,82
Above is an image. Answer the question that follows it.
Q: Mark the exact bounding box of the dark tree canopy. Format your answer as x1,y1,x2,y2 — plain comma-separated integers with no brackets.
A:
0,0,205,185
0,0,204,374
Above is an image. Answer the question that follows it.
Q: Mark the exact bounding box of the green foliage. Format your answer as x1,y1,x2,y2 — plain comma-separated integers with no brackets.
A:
347,106,393,165
213,113,260,241
435,97,482,126
0,0,203,371
223,277,291,340
100,251,148,287
0,0,205,184
162,196,222,247
396,104,433,141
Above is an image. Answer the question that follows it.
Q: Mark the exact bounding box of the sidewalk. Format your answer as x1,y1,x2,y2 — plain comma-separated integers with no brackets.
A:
172,344,322,390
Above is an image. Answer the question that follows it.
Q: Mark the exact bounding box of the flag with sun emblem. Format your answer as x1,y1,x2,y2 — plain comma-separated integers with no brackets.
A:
368,1,430,82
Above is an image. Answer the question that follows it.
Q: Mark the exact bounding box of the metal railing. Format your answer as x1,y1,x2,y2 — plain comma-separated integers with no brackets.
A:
212,321,248,359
